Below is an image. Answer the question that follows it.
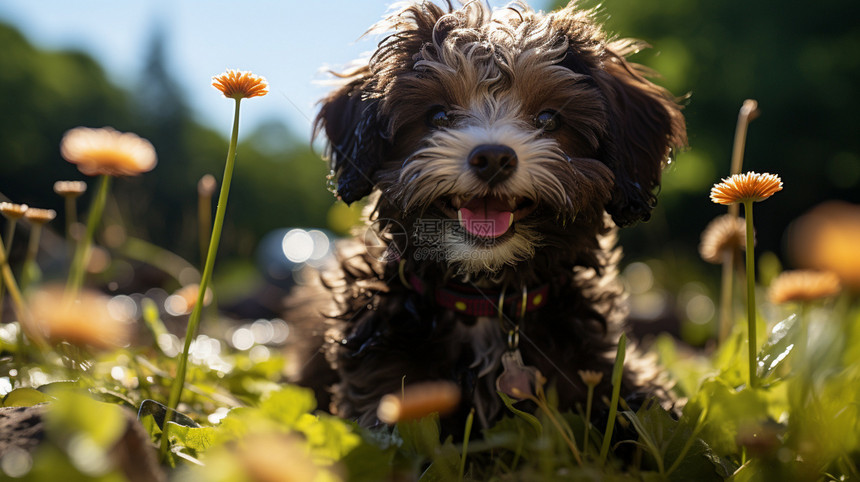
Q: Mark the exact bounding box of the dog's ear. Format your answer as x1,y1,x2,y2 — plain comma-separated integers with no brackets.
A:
314,2,455,204
314,68,386,204
594,46,687,226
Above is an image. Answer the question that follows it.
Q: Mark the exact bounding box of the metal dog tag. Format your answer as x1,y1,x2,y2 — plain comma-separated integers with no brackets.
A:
496,349,539,400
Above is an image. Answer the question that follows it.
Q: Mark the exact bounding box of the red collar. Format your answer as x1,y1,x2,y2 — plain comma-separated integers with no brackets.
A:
403,271,550,317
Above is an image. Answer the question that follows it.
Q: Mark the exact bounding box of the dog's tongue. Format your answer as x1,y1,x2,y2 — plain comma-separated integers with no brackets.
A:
457,197,513,238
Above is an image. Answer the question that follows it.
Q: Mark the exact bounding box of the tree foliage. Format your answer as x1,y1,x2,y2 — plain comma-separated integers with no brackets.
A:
0,22,331,268
554,0,860,260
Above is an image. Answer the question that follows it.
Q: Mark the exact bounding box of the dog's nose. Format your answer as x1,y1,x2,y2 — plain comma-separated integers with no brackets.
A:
467,144,518,185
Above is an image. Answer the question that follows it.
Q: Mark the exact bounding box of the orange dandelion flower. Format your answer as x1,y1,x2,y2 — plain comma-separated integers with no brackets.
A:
61,127,157,177
24,208,56,225
0,202,28,220
788,201,860,290
28,285,132,349
212,69,269,100
710,172,783,205
377,381,461,424
699,214,748,264
578,369,604,388
53,180,87,198
768,270,841,304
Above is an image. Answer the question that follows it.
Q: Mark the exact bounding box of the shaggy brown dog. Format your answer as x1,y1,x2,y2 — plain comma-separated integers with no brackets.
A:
291,0,686,433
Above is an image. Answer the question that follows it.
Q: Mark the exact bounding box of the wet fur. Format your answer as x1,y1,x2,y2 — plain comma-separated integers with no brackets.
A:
292,0,686,433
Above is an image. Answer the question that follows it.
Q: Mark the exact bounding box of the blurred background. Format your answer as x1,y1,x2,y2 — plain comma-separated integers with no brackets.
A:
0,0,857,344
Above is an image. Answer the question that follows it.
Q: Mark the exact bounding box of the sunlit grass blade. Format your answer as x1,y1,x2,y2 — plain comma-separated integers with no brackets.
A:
459,408,474,481
599,333,627,466
66,174,111,298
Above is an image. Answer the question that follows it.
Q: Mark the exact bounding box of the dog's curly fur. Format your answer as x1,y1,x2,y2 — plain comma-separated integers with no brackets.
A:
289,0,686,433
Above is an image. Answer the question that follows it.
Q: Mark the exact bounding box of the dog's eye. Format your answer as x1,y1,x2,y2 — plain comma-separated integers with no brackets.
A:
427,107,452,128
534,110,560,132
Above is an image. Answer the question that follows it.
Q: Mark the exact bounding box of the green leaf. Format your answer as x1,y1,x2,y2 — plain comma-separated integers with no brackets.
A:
654,334,714,398
498,391,542,434
137,398,199,431
209,407,254,442
2,387,53,407
339,430,398,482
480,412,538,452
43,390,128,449
419,436,460,482
756,314,798,381
621,409,665,474
14,442,128,481
713,326,747,387
683,378,769,455
257,384,317,428
295,412,362,461
165,421,216,455
630,401,733,481
139,409,161,443
90,387,137,409
37,380,81,394
246,355,287,379
396,412,441,458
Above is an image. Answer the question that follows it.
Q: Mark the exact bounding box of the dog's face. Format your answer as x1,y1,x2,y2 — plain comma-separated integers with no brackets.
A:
316,2,686,277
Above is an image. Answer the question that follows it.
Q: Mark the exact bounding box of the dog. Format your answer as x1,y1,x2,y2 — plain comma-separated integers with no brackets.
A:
291,0,686,434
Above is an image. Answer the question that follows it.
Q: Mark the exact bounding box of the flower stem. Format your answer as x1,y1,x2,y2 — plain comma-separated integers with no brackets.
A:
161,98,242,460
535,396,583,465
0,232,27,377
0,234,27,329
723,100,758,342
64,196,77,240
583,384,595,458
66,174,111,298
718,250,735,343
0,233,48,359
0,219,17,321
63,195,79,261
728,100,759,218
4,219,17,257
21,224,43,291
599,333,627,466
743,201,757,387
198,188,213,266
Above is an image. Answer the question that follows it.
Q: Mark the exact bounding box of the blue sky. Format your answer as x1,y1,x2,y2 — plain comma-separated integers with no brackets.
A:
0,0,550,140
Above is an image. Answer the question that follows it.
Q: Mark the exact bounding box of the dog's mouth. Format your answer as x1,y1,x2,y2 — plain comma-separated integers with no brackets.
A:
434,195,537,239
